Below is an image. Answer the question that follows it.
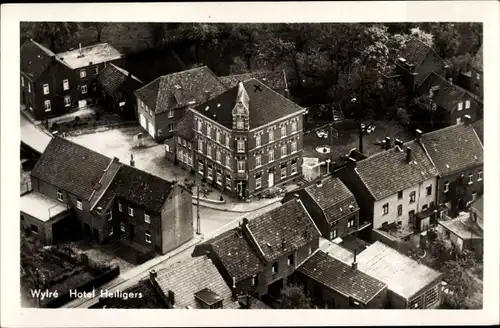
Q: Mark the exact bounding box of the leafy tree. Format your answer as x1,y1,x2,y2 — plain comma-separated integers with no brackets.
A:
229,56,249,75
147,23,166,48
30,22,80,52
441,257,482,309
408,94,437,130
408,27,434,47
279,284,313,309
82,22,108,43
445,53,474,81
181,23,221,63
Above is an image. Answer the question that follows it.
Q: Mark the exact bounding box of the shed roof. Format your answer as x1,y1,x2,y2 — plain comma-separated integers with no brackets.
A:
21,192,69,222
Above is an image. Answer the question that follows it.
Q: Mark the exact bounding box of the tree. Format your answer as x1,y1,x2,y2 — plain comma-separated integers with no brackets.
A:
279,284,313,309
229,56,249,75
445,53,474,81
408,94,436,130
82,22,108,43
181,23,221,63
30,22,80,52
147,23,166,48
441,258,482,309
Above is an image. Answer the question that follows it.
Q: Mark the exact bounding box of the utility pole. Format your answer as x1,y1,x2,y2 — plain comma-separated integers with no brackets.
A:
196,184,201,235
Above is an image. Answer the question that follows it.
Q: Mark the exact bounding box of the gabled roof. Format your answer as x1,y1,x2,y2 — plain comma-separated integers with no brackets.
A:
174,109,194,141
134,66,227,114
210,228,264,282
56,43,122,69
305,177,359,224
355,241,442,300
354,140,438,201
218,70,288,90
471,45,483,72
94,164,173,214
419,123,484,176
298,250,387,305
397,38,444,70
20,39,56,80
96,63,143,97
418,72,483,113
245,199,321,262
193,79,304,130
31,137,111,200
154,256,239,309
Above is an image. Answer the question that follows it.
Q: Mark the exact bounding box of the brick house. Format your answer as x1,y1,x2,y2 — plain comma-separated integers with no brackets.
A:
95,63,144,120
166,78,305,199
56,43,123,109
134,66,227,142
27,137,193,262
417,72,483,128
296,250,388,309
418,122,483,217
281,176,371,241
218,70,289,97
339,138,439,243
20,39,76,120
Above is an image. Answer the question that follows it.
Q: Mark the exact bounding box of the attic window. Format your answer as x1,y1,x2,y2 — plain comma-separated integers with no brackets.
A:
194,288,223,309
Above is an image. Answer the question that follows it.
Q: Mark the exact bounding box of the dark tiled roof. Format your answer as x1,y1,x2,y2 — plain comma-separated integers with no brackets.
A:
134,66,227,114
193,79,304,130
398,38,433,68
246,199,321,262
471,45,483,72
420,123,484,176
298,250,387,305
174,109,194,141
95,165,173,213
31,137,111,199
94,278,166,309
354,140,438,201
20,39,55,80
210,229,264,282
418,73,483,113
218,70,287,90
154,256,239,309
472,119,483,143
305,177,359,224
96,63,143,97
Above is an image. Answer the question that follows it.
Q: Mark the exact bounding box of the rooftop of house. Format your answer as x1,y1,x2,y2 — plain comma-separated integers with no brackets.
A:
355,241,442,300
397,38,443,70
305,176,360,224
418,73,483,113
192,79,304,130
56,43,122,69
298,250,387,305
320,239,356,264
92,278,166,309
472,119,483,143
94,164,174,215
96,63,144,97
245,199,321,263
21,191,69,222
20,39,56,80
439,217,482,240
134,66,227,114
471,45,483,72
154,256,239,309
31,137,111,200
209,228,263,283
419,123,484,176
354,140,438,201
173,109,195,142
218,70,288,90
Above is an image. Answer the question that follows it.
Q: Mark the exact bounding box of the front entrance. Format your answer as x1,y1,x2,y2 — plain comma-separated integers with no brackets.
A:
268,171,274,188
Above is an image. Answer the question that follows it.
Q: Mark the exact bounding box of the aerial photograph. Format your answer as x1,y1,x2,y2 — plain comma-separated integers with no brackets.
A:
19,21,484,310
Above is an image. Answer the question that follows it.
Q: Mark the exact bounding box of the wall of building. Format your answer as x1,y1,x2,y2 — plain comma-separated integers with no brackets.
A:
416,53,445,87
437,165,483,208
20,211,52,244
470,68,483,99
154,108,188,141
338,167,375,228
164,138,176,163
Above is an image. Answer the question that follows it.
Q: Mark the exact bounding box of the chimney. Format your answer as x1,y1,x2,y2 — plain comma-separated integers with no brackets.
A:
281,238,286,250
294,193,300,200
79,43,82,54
167,290,175,307
415,129,423,143
464,114,472,124
315,179,323,188
395,139,403,147
150,269,157,280
89,61,93,66
352,249,358,271
242,217,249,228
406,147,412,163
204,90,211,102
348,157,357,167
385,137,391,150
130,154,135,167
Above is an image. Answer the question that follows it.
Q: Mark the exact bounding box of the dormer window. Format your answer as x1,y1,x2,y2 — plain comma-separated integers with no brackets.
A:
236,119,244,130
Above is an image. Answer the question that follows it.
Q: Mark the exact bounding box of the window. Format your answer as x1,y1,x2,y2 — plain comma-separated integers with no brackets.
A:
80,69,86,78
216,131,221,143
237,140,245,153
308,246,312,255
108,226,114,237
77,199,82,210
347,218,355,228
268,149,274,162
291,121,297,133
422,204,428,211
478,170,483,181
383,203,389,215
63,95,71,107
409,191,416,203
197,120,203,132
216,171,222,186
468,173,473,184
255,174,262,189
166,123,173,132
120,222,126,232
272,262,279,274
287,254,294,266
291,159,298,175
456,117,461,125
398,190,403,199
281,126,286,138
188,154,193,167
183,151,188,164
118,202,122,212
465,100,470,109
145,231,152,244
330,229,338,240
225,136,230,148
168,110,174,118
291,141,297,153
107,208,112,221
43,84,50,95
28,83,31,93
472,191,477,201
140,100,144,109
237,160,245,172
458,102,463,111
207,165,213,180
144,213,151,224
444,181,450,193
397,204,403,216
188,142,192,150
255,135,261,147
177,149,183,162
57,189,63,202
44,100,51,112
281,163,287,179
128,206,134,217
206,124,211,136
216,150,221,163
198,139,203,152
207,143,212,158
236,119,244,129
93,65,99,75
226,174,231,190
255,155,261,167
31,224,38,234
198,160,204,175
225,156,231,168
281,145,287,158
81,85,88,94
476,73,480,80
251,275,257,287
426,185,432,196
157,129,163,136
269,130,274,142
21,76,24,87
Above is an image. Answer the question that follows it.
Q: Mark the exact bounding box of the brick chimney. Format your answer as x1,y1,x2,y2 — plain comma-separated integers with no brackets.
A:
130,154,135,167
315,179,323,188
415,129,423,143
348,157,357,167
395,139,403,147
385,137,391,150
464,114,472,124
352,249,358,271
167,290,175,307
406,147,412,163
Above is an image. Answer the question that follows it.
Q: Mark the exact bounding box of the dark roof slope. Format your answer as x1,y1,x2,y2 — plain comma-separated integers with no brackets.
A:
96,63,143,97
210,229,263,282
31,137,111,199
246,199,321,262
305,177,359,224
355,140,438,201
398,38,434,68
298,250,387,305
20,39,55,80
218,70,287,90
134,66,227,113
420,123,484,176
193,79,303,130
472,119,483,143
174,109,194,141
471,45,483,72
94,165,173,213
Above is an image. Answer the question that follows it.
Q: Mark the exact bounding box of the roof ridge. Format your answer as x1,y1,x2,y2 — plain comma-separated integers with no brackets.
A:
158,255,209,278
29,39,56,56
